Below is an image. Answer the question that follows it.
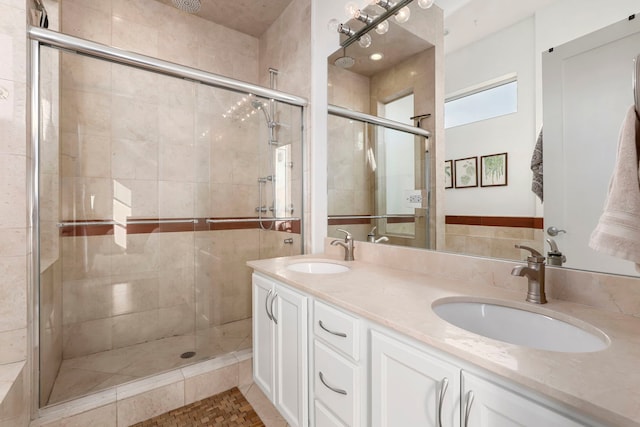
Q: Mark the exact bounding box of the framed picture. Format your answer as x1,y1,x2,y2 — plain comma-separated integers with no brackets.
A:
454,157,478,188
444,160,453,189
480,152,508,187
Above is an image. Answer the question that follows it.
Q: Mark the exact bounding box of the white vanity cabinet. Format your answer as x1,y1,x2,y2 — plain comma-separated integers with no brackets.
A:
252,273,308,427
311,300,364,427
461,372,588,427
370,330,460,427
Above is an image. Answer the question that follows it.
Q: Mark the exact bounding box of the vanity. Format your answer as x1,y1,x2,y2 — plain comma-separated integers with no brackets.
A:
248,241,640,427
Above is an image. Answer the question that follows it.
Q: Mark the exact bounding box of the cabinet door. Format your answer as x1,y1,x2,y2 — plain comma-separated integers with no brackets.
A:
252,274,275,400
273,283,308,427
462,372,585,427
371,330,460,427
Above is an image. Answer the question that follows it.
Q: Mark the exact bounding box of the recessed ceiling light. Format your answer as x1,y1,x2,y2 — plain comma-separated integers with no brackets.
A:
370,53,384,61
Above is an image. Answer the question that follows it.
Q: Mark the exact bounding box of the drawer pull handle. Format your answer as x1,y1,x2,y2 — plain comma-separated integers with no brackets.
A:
319,371,347,396
318,320,347,338
265,289,273,321
463,390,474,427
270,292,278,324
437,377,448,427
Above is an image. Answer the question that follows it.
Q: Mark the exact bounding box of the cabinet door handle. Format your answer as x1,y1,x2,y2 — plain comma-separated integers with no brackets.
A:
318,320,347,338
437,377,449,427
319,371,347,395
270,292,278,324
463,390,474,427
265,288,273,321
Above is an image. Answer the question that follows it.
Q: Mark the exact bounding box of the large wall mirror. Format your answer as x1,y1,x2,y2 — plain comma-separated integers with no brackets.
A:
327,0,640,278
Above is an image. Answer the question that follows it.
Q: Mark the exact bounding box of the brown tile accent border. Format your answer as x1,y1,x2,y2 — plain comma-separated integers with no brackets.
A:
59,218,301,237
131,387,264,427
446,215,543,229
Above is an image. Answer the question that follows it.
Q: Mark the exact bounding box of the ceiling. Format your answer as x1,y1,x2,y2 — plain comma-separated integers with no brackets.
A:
154,0,295,37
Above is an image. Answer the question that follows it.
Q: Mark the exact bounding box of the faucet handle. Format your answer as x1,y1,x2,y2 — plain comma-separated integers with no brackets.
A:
337,228,352,241
514,244,545,262
369,226,377,235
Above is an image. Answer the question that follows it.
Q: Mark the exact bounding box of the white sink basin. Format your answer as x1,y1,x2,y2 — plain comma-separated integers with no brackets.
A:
432,299,609,353
286,261,350,274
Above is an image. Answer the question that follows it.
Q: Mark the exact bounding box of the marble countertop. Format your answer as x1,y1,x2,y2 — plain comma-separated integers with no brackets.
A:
248,253,640,427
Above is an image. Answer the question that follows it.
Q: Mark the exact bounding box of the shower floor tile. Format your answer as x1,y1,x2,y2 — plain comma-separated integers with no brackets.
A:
47,318,253,406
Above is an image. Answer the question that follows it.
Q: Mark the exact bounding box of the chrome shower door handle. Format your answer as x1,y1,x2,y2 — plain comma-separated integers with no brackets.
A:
463,390,475,427
264,288,273,321
547,226,566,236
319,371,347,395
270,292,278,324
437,377,449,427
318,320,347,338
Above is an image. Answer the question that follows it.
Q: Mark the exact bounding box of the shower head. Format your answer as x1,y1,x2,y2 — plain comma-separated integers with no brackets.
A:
334,48,355,69
172,0,201,13
251,100,266,110
251,99,273,125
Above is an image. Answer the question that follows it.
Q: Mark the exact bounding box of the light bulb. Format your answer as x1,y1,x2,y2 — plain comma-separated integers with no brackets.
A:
370,53,384,61
375,20,389,35
395,6,410,23
327,18,340,32
418,0,435,8
358,33,372,48
344,1,359,18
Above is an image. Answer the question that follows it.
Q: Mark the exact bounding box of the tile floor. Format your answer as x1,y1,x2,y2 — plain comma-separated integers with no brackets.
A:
47,318,253,405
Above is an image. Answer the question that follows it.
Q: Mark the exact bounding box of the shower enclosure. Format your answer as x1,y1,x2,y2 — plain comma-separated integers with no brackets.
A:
32,29,305,407
327,105,433,248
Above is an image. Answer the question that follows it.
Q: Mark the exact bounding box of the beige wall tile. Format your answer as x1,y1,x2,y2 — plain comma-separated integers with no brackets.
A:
110,273,159,317
157,304,194,338
0,5,26,83
111,96,159,143
111,16,158,57
63,318,113,359
111,310,158,349
0,255,26,331
0,80,26,155
0,329,25,364
62,5,111,45
60,89,111,136
116,381,184,426
61,54,112,94
184,364,238,405
0,154,26,229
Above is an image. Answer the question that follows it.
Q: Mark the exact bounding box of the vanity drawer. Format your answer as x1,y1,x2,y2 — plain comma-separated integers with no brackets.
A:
315,400,347,427
314,340,360,427
314,300,359,361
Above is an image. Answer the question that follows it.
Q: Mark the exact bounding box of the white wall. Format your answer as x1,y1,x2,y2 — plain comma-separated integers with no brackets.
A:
445,17,537,217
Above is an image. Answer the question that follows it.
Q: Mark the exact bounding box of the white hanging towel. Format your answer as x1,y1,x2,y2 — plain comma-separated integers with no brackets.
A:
589,105,640,271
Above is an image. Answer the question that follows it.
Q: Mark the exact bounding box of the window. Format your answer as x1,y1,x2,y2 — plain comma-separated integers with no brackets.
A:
445,79,517,129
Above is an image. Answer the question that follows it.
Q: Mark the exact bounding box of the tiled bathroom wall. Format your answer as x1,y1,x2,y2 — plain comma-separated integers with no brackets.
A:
0,0,29,424
445,224,544,260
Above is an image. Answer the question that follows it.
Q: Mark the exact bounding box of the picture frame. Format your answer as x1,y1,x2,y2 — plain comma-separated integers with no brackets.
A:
454,157,478,188
480,152,508,187
444,160,453,189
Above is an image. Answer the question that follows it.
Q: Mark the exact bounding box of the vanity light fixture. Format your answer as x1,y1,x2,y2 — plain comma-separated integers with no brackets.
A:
336,0,426,50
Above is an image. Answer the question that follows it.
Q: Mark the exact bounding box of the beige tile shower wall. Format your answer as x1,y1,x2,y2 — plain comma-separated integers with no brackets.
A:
39,261,62,406
61,231,198,359
445,224,544,260
0,0,29,424
327,66,373,219
258,0,311,252
370,48,437,249
195,230,259,327
60,0,260,221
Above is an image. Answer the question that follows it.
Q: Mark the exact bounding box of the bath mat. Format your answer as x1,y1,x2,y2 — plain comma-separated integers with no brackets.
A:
131,387,265,427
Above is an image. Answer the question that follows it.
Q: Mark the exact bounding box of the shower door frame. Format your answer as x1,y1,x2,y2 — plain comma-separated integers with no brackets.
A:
28,26,307,414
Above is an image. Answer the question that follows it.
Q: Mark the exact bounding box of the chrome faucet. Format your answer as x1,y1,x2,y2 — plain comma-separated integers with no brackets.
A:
511,245,547,304
367,226,389,244
546,238,567,266
331,228,355,261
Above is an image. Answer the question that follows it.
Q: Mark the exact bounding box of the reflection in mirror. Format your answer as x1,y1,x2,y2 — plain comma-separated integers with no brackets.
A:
327,0,441,250
327,0,640,278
